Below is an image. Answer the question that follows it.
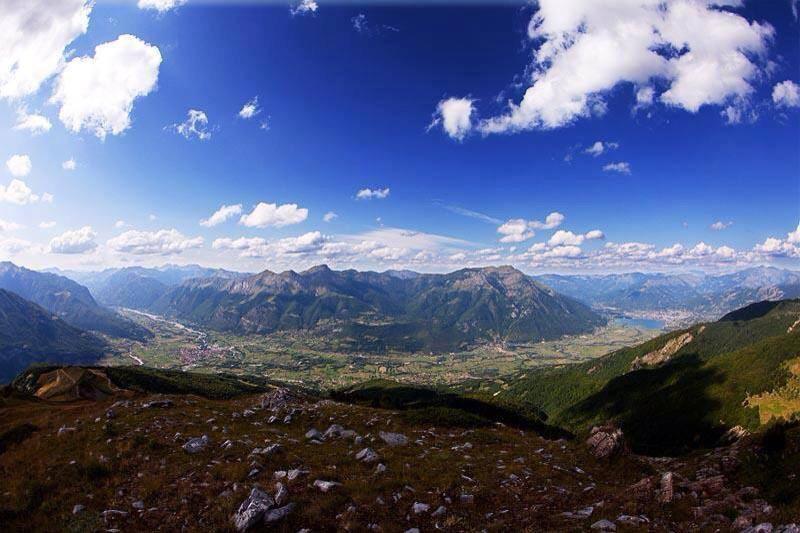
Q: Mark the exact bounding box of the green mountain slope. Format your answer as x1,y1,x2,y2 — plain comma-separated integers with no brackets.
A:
0,262,151,341
462,299,800,455
0,290,107,383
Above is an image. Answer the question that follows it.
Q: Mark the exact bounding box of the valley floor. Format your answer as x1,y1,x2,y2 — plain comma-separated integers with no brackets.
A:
106,309,661,390
0,388,795,531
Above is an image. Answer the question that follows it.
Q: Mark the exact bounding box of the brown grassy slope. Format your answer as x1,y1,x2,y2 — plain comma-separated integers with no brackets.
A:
0,390,793,531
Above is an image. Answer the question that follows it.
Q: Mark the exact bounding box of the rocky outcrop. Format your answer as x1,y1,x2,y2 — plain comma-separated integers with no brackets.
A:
586,425,625,459
630,332,693,370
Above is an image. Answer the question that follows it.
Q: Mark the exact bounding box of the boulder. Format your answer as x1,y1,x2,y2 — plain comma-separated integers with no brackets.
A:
264,503,295,524
183,435,210,454
305,428,323,441
323,424,345,439
232,487,275,532
412,502,430,514
355,447,379,463
274,482,288,507
586,425,625,459
591,519,617,531
379,431,408,446
313,480,341,493
260,388,296,410
658,472,674,503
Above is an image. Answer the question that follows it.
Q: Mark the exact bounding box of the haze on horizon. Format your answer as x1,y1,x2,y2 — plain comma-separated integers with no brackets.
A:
1,0,799,276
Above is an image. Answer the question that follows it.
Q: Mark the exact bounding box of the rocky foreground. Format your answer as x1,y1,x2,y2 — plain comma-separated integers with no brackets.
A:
0,387,797,532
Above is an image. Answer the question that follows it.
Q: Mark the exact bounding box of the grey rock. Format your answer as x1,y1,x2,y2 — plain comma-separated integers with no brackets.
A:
264,503,295,524
132,500,144,510
355,447,379,463
274,482,288,506
182,435,210,454
432,505,446,517
412,502,430,514
232,488,275,532
379,431,408,446
305,428,323,441
72,504,85,514
313,480,341,493
141,399,173,409
375,463,387,474
323,424,345,439
591,519,616,531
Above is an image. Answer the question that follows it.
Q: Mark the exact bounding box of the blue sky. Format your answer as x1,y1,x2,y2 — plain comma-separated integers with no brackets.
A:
1,0,799,273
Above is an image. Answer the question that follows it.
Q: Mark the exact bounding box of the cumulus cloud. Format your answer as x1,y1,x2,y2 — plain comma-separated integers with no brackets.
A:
238,96,261,119
291,0,318,16
603,161,631,174
323,211,338,222
107,229,204,255
14,108,52,135
171,109,212,140
214,232,328,258
0,237,33,255
496,212,564,243
51,34,162,139
773,80,800,108
0,0,91,99
429,97,475,141
710,220,733,231
356,187,390,200
0,179,48,205
0,219,23,232
239,202,308,228
6,155,31,177
584,141,618,157
114,220,127,229
477,1,773,134
200,204,242,227
137,0,187,12
48,226,97,254
62,158,76,171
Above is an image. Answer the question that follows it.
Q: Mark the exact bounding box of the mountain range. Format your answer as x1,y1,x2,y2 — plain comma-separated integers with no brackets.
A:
536,266,800,318
0,262,150,341
149,265,605,352
0,289,107,382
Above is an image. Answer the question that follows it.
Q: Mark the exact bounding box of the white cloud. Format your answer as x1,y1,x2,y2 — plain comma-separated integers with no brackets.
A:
149,214,157,221
62,158,77,171
48,226,97,254
238,96,261,119
0,0,91,99
584,141,618,157
773,80,800,108
39,221,56,229
477,1,773,134
41,192,54,204
0,237,33,255
788,222,800,245
429,97,475,141
323,211,338,222
548,230,586,247
137,0,187,12
0,179,46,205
0,219,23,231
636,86,655,107
356,187,390,200
291,0,318,16
710,220,733,231
239,202,308,228
51,34,162,139
497,212,564,243
108,229,204,255
14,108,52,135
497,219,535,243
584,229,605,240
603,161,631,174
200,204,243,227
115,220,127,229
6,154,31,177
214,231,328,258
170,109,212,140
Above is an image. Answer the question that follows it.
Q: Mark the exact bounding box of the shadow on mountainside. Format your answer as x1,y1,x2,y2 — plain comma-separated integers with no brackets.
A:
332,380,572,440
561,354,728,456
